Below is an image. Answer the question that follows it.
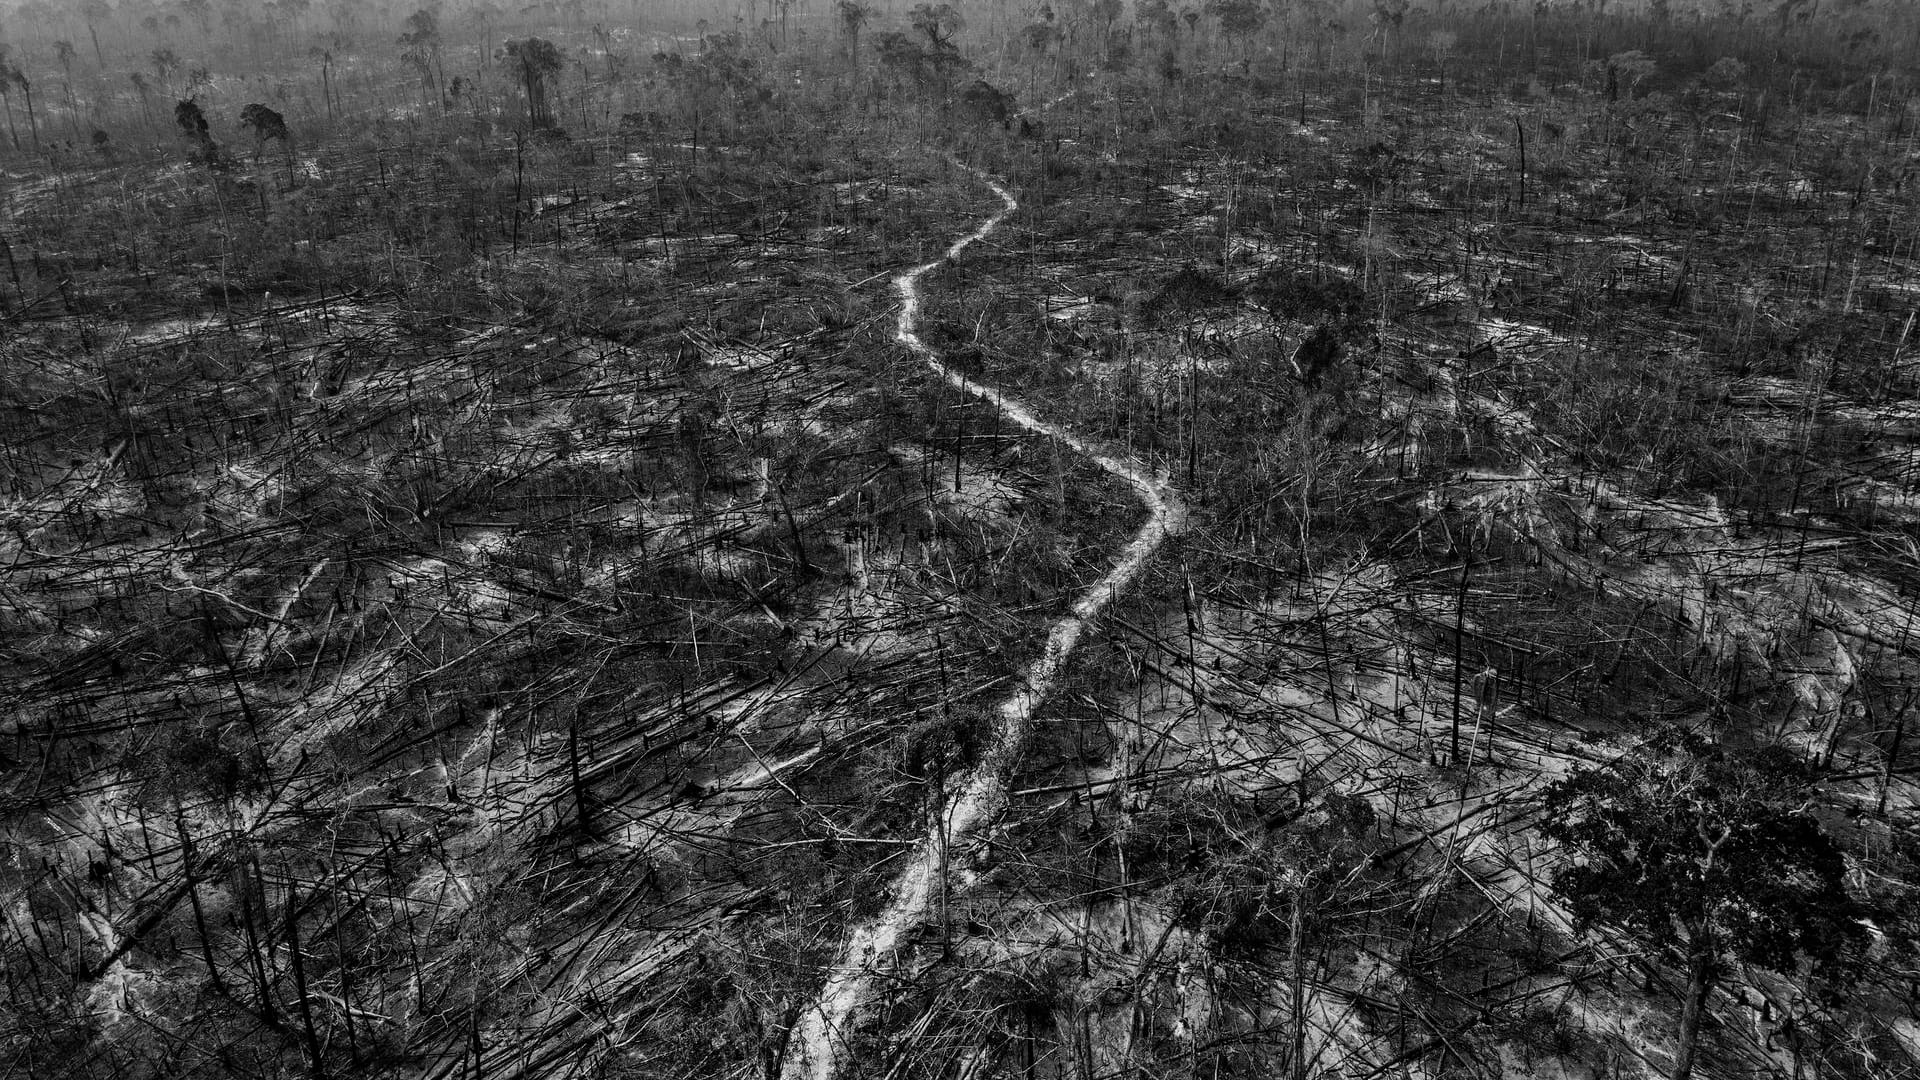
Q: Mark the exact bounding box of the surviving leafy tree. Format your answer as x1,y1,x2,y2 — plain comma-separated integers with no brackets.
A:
240,102,288,145
240,102,293,181
957,79,1015,128
1204,0,1266,66
175,97,214,160
870,31,969,95
1539,731,1867,1080
908,2,965,50
835,0,870,67
501,36,565,131
398,8,443,104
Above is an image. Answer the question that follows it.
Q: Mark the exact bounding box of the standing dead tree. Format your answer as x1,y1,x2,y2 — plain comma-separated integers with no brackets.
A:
3,57,40,150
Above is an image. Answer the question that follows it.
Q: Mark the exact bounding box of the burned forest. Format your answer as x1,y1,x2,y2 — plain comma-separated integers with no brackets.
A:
3,0,1920,1078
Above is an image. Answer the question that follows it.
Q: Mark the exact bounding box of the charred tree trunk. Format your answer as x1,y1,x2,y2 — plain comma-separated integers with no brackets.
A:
1672,941,1714,1080
20,80,40,149
1289,891,1308,1080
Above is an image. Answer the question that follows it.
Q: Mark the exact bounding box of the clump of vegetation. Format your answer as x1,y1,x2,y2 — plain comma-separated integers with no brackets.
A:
1542,731,1869,1080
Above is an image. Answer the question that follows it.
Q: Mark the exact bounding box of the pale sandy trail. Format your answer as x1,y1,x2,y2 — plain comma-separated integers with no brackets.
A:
781,166,1186,1080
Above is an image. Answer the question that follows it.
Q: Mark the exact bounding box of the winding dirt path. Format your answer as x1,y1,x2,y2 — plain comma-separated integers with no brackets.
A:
781,166,1187,1080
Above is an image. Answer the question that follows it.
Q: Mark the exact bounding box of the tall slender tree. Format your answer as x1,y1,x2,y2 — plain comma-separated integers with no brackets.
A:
11,63,39,150
836,1,870,70
241,101,294,187
398,8,442,107
151,47,180,95
501,37,564,130
128,70,154,128
52,40,77,138
81,0,111,66
0,46,20,151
